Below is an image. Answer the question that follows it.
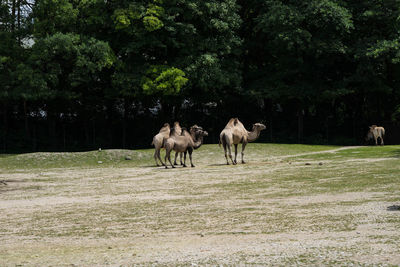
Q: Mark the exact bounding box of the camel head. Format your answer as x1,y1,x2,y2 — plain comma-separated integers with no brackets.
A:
365,126,375,142
189,125,207,139
365,131,373,142
252,123,266,132
190,124,202,132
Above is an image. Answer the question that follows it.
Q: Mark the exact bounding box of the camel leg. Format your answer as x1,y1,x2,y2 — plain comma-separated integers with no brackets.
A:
234,144,238,164
157,149,165,166
188,148,195,167
375,137,378,145
154,149,160,167
241,142,247,164
174,152,179,165
223,143,230,165
227,145,235,165
183,151,187,167
165,148,175,169
180,152,184,165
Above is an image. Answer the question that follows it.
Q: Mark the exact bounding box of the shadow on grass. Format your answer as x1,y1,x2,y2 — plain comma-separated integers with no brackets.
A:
388,149,400,158
208,163,230,166
387,205,400,211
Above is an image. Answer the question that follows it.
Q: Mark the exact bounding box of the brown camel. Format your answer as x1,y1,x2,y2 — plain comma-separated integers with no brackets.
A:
366,125,385,145
151,123,170,166
151,122,184,166
164,125,208,169
219,118,266,165
169,122,185,166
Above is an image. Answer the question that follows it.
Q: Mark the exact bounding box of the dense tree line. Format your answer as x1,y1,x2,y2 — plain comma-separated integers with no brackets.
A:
1,0,400,152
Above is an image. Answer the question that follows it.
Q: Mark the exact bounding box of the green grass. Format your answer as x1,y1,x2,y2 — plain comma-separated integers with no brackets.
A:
0,143,338,170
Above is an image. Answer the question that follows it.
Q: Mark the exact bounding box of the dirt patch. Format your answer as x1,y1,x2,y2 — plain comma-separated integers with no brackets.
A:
1,146,400,265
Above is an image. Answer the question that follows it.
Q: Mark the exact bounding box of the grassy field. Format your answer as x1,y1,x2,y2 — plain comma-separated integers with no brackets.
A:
1,143,400,266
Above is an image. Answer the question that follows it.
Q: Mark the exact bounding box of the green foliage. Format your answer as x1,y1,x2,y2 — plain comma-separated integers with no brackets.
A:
142,65,188,95
143,15,164,31
112,5,143,30
2,0,400,150
33,0,79,36
20,33,115,100
367,39,400,63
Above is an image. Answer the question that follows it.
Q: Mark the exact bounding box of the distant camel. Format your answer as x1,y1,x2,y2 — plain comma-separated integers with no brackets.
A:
219,118,266,165
366,125,385,145
164,125,208,169
151,123,170,166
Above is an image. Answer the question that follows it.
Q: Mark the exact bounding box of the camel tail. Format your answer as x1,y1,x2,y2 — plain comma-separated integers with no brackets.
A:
382,127,385,136
151,140,154,146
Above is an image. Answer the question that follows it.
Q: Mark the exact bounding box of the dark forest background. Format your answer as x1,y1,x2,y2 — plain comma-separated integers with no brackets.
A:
1,0,400,152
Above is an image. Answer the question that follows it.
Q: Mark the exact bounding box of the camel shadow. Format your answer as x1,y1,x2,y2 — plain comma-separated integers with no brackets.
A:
208,163,230,167
387,205,400,211
388,149,400,158
138,164,190,169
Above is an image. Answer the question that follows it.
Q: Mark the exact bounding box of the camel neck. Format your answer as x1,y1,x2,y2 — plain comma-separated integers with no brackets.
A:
248,129,260,142
193,136,204,149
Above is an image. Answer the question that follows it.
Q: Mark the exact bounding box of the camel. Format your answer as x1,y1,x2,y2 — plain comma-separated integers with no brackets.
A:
164,125,208,169
170,122,185,166
366,125,385,145
151,121,184,167
219,118,266,165
151,123,170,166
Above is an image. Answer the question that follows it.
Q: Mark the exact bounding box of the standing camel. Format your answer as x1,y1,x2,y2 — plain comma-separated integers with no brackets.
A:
219,118,266,165
170,122,185,166
366,125,385,145
151,123,170,166
164,125,208,169
151,122,184,167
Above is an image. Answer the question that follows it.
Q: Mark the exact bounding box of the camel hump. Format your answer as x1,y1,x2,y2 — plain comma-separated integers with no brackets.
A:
225,118,241,128
159,123,170,134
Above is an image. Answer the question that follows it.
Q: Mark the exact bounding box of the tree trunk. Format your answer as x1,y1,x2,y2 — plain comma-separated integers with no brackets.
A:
23,100,29,140
11,0,16,33
63,124,66,151
32,122,37,151
265,98,273,142
352,111,357,145
122,98,129,149
17,0,21,43
2,102,8,152
297,107,304,143
325,116,329,144
48,112,57,149
92,119,96,148
161,99,173,122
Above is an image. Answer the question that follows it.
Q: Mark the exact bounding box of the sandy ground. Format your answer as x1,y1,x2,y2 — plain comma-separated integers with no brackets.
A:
1,146,400,266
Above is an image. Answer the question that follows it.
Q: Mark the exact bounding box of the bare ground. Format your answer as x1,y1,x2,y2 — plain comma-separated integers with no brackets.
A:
1,146,400,266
